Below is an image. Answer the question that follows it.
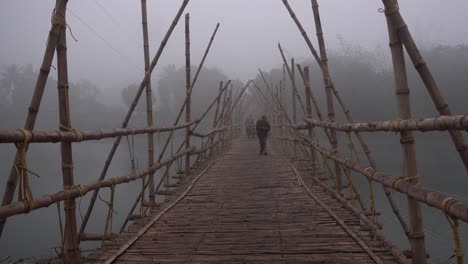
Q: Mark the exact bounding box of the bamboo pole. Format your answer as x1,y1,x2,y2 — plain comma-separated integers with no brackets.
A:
291,59,298,158
140,0,156,208
0,121,200,144
0,0,66,236
277,44,306,114
385,10,426,263
304,0,411,238
209,82,223,156
119,83,228,232
55,8,79,261
381,0,468,171
301,115,468,133
185,13,192,176
78,0,189,237
0,148,194,219
303,67,317,176
282,0,341,192
297,135,468,222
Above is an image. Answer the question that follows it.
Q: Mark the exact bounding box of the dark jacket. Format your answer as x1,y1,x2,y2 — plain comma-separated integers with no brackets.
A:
256,119,271,138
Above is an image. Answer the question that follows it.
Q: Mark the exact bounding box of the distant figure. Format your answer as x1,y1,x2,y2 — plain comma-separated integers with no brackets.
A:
256,115,271,155
245,115,255,139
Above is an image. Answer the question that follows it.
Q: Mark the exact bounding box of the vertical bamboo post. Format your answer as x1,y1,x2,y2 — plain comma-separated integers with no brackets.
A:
209,81,223,156
79,0,189,237
385,9,427,263
291,59,298,159
309,0,409,235
0,0,66,236
303,67,317,176
308,2,342,192
140,0,156,208
55,4,79,262
381,0,468,171
184,13,191,176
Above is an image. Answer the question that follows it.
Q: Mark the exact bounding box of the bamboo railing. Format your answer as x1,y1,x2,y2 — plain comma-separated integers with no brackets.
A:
0,1,243,262
1,1,467,263
264,1,467,264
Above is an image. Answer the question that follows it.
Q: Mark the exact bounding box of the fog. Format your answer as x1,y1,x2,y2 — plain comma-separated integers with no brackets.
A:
1,0,467,262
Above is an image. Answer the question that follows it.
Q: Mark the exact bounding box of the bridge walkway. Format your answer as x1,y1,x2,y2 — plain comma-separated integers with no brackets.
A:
85,138,399,264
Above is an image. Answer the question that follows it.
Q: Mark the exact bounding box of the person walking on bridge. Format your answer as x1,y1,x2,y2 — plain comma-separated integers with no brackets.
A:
256,115,271,155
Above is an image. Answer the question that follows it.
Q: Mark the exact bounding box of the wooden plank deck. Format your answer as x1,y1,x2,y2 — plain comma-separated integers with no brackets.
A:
85,138,400,263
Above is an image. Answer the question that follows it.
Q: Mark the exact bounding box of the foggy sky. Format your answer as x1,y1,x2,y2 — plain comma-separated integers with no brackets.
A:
1,0,468,99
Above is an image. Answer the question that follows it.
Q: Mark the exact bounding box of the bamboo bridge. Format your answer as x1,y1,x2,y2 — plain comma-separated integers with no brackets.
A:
0,0,467,263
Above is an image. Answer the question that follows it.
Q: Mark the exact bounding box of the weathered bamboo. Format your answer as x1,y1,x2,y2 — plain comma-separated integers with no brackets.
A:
191,127,228,138
78,0,189,237
0,121,200,144
0,0,66,236
301,115,468,133
103,154,224,264
385,10,426,263
184,13,192,176
290,0,410,237
296,65,333,143
0,148,194,219
171,22,220,127
303,67,317,176
55,6,79,262
381,0,468,171
282,0,342,192
277,44,306,114
287,159,409,264
297,136,468,222
118,81,230,232
209,82,223,156
140,0,156,208
230,81,252,116
153,21,222,167
291,59,298,158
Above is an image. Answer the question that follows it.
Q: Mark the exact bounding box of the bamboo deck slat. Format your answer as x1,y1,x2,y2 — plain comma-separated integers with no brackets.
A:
84,139,400,264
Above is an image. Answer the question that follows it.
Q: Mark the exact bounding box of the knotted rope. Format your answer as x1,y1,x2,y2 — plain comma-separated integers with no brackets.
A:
14,129,34,211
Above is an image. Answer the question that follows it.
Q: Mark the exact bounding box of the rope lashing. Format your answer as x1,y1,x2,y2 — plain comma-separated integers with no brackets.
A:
59,184,85,256
14,129,34,211
390,175,419,189
59,124,83,142
51,9,66,26
442,197,465,264
103,178,118,242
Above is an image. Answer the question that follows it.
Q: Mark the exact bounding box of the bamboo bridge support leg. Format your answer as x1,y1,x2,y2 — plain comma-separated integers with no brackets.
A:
140,0,156,208
209,82,223,157
309,0,410,237
0,0,66,236
291,59,297,159
303,67,317,176
56,5,80,262
381,0,468,171
78,0,189,237
386,10,427,264
185,13,192,176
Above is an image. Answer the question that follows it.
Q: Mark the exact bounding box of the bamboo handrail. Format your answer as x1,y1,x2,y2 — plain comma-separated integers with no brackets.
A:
302,115,468,133
0,0,68,237
190,127,228,138
296,136,468,222
0,121,201,144
78,0,190,237
381,0,468,171
0,147,195,219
